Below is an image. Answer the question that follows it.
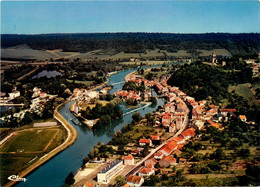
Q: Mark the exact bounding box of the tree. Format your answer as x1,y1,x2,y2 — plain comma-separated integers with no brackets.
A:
237,148,250,157
150,96,157,104
65,172,75,185
210,148,226,160
207,161,222,171
132,112,142,123
143,175,160,186
114,175,126,187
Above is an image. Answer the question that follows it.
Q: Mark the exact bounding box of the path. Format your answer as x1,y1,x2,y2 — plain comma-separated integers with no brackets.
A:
17,67,39,81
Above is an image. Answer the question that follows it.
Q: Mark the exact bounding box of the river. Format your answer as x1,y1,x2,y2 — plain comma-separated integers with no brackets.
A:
17,67,167,187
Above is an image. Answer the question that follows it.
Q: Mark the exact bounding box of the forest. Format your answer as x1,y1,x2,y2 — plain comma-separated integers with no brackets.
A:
1,33,260,56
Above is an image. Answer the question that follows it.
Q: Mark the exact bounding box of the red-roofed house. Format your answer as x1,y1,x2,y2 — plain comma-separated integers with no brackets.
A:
39,92,47,98
239,115,247,122
139,139,152,146
131,149,140,156
150,135,160,141
138,166,154,177
154,151,164,160
122,183,130,187
145,158,158,169
181,128,196,140
159,141,178,156
165,103,175,113
220,109,236,116
162,113,172,125
159,155,176,168
126,175,144,187
122,154,135,165
83,182,94,187
207,120,223,129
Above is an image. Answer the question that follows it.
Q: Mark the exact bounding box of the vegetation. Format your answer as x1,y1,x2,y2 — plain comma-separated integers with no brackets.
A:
114,175,126,187
81,103,123,130
64,172,75,186
2,33,260,56
122,81,145,92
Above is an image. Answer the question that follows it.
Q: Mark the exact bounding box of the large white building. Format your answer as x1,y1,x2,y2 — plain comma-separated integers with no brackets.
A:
97,160,123,184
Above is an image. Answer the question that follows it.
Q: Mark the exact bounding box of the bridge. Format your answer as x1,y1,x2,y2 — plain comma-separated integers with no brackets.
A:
123,103,151,116
110,81,125,86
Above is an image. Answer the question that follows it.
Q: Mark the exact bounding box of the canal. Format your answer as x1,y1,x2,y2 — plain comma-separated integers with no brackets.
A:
17,67,167,187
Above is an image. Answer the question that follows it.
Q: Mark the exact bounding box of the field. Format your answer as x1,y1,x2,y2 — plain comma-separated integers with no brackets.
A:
228,83,259,106
0,126,66,185
0,129,60,153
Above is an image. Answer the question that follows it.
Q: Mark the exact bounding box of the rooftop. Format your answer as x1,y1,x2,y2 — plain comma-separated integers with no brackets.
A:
99,160,122,174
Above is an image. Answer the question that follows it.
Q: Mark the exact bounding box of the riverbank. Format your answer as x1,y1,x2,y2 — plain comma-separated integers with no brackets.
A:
3,101,78,187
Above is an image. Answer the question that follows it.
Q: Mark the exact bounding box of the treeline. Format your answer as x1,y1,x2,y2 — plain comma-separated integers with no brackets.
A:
1,33,260,55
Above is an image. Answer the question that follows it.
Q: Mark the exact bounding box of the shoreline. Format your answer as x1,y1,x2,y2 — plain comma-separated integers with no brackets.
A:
4,101,78,187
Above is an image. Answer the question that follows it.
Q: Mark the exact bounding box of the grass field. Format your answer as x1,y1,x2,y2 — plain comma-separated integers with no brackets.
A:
0,129,60,153
123,125,155,141
86,163,100,169
228,83,259,106
0,125,66,186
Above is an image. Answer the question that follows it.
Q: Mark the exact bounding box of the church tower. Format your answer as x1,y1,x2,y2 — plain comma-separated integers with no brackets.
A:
212,52,217,64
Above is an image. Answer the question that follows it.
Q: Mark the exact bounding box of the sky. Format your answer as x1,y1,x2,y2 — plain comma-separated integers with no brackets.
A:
1,0,259,34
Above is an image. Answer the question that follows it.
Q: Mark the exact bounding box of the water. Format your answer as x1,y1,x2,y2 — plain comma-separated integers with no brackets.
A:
32,70,63,79
17,63,181,187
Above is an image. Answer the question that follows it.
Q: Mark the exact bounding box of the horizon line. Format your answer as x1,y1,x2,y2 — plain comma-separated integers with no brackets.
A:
1,31,260,35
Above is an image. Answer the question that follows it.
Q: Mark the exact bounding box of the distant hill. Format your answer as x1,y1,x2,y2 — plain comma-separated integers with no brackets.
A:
1,33,260,56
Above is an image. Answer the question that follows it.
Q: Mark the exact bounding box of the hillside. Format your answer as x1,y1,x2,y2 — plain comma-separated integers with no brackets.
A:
1,33,260,56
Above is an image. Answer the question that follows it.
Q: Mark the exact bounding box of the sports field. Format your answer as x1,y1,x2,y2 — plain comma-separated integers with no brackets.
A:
0,126,66,186
0,129,60,153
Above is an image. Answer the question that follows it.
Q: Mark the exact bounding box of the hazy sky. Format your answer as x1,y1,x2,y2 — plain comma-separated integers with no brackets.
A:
1,0,259,34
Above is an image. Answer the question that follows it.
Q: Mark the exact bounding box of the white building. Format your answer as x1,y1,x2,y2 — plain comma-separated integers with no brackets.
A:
138,166,155,177
97,160,123,184
122,154,135,165
8,91,20,100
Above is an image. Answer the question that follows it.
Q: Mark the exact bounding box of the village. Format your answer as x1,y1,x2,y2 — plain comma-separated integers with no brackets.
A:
72,68,252,187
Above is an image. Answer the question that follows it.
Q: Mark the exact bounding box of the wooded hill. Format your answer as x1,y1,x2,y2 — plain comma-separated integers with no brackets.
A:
1,33,259,56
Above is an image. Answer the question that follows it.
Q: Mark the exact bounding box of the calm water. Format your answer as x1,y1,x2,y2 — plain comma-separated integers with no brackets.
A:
32,70,63,79
17,64,179,187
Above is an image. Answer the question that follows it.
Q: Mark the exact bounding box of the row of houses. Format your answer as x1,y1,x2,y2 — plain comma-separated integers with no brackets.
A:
120,127,197,187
